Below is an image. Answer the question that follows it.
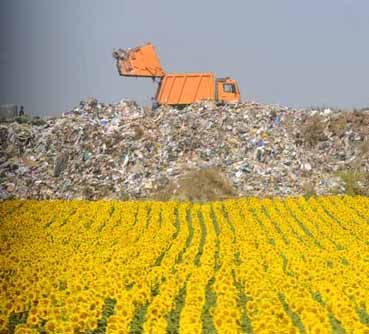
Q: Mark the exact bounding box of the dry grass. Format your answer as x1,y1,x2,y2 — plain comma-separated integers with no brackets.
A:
133,125,144,140
302,182,317,199
361,138,369,155
328,114,348,137
301,115,327,146
154,168,237,202
336,170,369,196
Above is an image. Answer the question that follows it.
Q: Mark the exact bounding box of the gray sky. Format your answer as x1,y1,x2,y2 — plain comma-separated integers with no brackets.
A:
1,0,369,116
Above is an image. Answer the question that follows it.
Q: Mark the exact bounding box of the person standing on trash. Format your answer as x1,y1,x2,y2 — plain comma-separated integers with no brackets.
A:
255,138,265,162
19,106,24,116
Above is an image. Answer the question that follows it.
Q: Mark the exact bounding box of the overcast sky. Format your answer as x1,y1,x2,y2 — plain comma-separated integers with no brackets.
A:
1,0,369,116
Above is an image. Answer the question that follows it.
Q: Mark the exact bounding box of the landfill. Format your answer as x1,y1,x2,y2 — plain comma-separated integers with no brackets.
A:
1,98,369,200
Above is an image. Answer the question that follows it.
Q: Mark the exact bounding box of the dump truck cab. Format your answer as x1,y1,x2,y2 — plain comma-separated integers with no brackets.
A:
216,78,240,104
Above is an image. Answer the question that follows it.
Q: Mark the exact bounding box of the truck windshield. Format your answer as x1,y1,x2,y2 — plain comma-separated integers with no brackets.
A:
223,83,235,93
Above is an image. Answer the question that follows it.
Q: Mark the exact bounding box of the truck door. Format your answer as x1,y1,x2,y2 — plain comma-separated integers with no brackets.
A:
216,79,240,103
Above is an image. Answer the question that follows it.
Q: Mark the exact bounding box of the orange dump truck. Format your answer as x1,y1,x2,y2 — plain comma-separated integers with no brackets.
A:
112,43,241,107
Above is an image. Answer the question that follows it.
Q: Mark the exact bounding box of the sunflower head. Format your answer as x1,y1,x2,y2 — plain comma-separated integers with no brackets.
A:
27,315,39,326
45,320,57,333
14,324,37,334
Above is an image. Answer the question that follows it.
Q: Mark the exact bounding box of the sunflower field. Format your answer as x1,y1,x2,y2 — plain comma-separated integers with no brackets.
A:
1,196,369,334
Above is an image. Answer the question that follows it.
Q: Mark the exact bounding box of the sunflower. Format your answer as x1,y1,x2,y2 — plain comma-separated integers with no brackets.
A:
78,311,88,320
62,323,74,334
26,291,37,303
14,302,24,313
54,320,65,333
38,306,49,319
14,325,37,334
87,318,97,330
0,315,7,330
65,296,75,308
214,317,223,328
310,323,328,334
5,302,14,314
70,314,79,325
246,301,257,313
44,320,57,333
106,322,119,332
27,315,39,327
287,323,298,334
77,319,86,331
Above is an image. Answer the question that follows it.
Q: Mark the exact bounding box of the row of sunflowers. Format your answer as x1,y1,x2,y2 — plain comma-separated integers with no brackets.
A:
1,196,369,333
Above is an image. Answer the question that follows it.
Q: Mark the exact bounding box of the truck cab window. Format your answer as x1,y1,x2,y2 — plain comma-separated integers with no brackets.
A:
223,83,235,93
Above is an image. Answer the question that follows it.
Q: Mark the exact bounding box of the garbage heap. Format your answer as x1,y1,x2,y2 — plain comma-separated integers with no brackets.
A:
1,98,369,200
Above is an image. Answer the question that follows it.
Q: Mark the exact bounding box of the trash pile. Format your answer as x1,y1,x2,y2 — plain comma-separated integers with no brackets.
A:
1,98,369,200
